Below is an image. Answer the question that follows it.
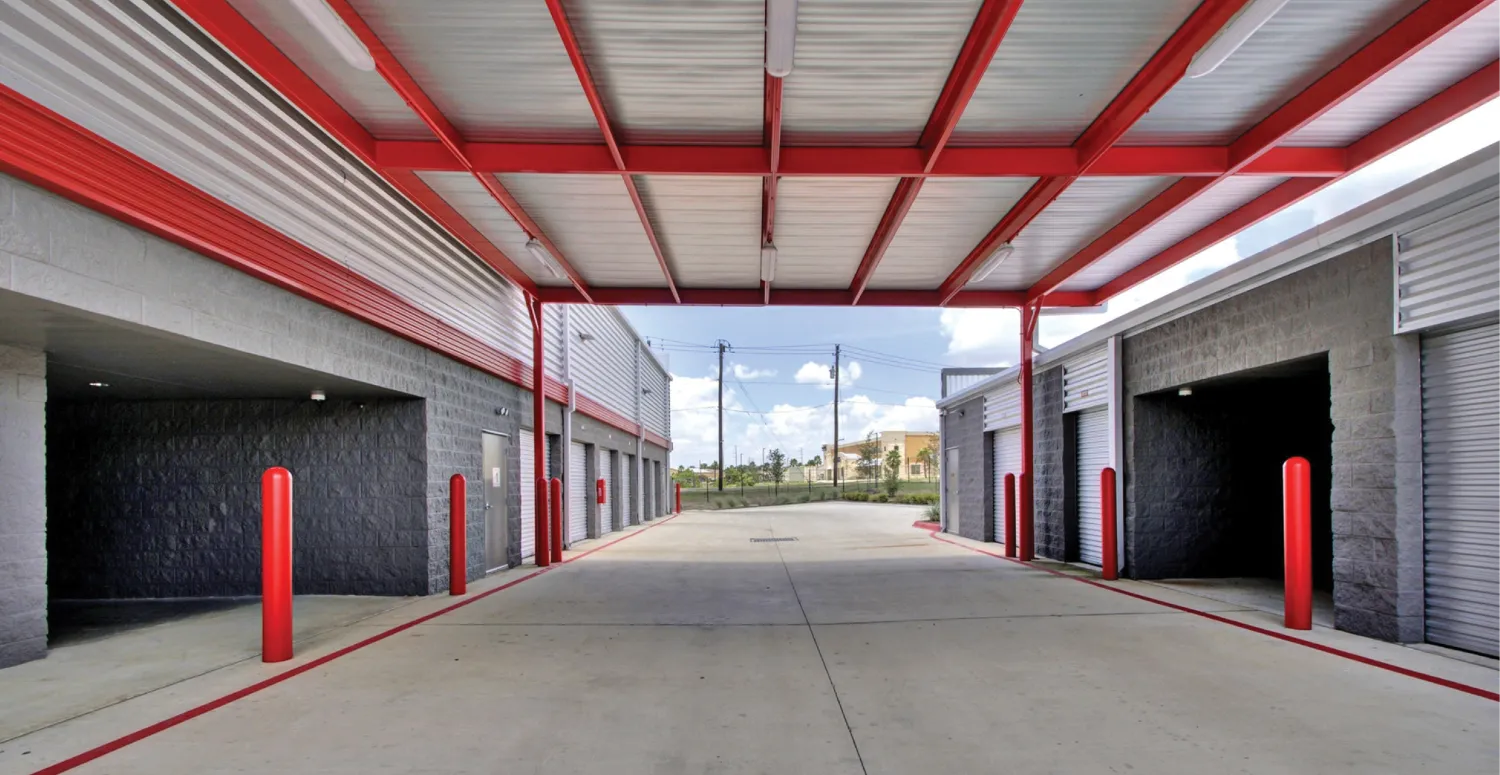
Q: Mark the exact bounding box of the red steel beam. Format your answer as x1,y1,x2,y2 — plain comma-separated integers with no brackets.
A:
848,0,1024,305
1029,0,1492,302
1093,60,1499,303
938,0,1252,305
535,287,1096,307
763,71,784,306
175,0,537,296
544,0,681,303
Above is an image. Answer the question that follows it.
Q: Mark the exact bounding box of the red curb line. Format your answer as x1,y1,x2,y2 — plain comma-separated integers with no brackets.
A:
912,521,941,532
928,532,1499,702
28,514,682,775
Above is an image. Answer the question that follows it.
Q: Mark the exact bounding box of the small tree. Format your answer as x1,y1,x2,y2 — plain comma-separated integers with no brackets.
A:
857,432,882,489
883,447,903,497
767,449,787,494
915,441,938,482
672,466,697,488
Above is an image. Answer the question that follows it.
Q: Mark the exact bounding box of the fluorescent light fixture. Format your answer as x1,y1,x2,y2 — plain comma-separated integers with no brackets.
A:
291,0,376,72
1187,0,1290,79
760,244,778,283
310,390,327,401
525,237,564,280
88,381,108,388
1178,387,1193,397
968,242,1015,284
765,0,798,77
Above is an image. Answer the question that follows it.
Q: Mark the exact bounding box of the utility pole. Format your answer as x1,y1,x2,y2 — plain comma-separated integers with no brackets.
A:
717,339,727,491
832,344,840,489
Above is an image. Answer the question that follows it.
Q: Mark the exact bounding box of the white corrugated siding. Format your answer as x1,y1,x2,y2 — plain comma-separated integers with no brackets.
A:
1395,196,1499,334
992,426,1022,546
0,2,533,362
498,174,666,287
1062,345,1110,412
967,177,1178,290
636,176,761,287
952,0,1201,145
569,306,642,420
944,370,1001,398
1075,407,1109,566
983,379,1022,430
773,177,901,287
520,430,536,560
782,0,983,145
869,178,1036,290
1054,177,1291,292
543,306,567,382
415,172,567,287
598,448,614,536
568,441,588,544
1123,0,1424,144
642,357,671,439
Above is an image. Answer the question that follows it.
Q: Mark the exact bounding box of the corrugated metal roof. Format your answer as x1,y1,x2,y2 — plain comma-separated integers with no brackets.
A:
772,177,901,287
351,0,602,142
498,174,666,287
223,0,426,139
782,0,982,145
415,172,570,286
951,0,1200,145
1054,176,1291,291
1287,4,1499,146
562,0,763,144
968,177,1179,289
635,176,761,287
867,178,1035,289
1123,0,1425,145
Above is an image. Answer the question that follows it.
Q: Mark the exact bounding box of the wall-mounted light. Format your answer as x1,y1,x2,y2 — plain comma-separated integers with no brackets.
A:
310,389,327,401
765,0,798,77
578,332,596,342
968,242,1015,284
1187,0,1290,78
642,387,654,395
495,407,510,417
290,0,375,72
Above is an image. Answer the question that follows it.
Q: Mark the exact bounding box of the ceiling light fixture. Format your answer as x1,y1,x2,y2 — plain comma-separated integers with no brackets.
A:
88,381,108,388
525,237,565,280
290,0,376,72
968,242,1015,284
760,244,778,283
1178,387,1193,397
311,390,327,401
765,0,799,78
1187,0,1290,79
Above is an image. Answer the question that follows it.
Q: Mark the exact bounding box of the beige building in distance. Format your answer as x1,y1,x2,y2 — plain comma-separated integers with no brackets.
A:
821,430,938,481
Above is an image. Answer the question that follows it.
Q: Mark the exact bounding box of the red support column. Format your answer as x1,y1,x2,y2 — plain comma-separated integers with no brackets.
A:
449,474,466,595
536,477,551,567
260,467,293,663
1018,304,1039,561
1003,472,1016,558
549,477,564,563
530,297,550,568
1284,457,1313,630
675,482,682,514
1101,467,1118,581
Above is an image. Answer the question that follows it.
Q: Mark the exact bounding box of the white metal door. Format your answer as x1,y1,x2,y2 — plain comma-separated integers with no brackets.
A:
568,442,588,544
992,428,1022,546
1421,321,1499,657
622,454,634,526
646,461,656,518
1075,408,1110,566
944,448,961,534
598,449,614,536
519,430,535,561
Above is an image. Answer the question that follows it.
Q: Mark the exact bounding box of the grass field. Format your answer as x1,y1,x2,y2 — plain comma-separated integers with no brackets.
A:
677,479,938,511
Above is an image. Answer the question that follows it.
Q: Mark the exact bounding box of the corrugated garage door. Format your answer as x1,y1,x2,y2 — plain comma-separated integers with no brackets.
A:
622,454,634,526
645,461,656,518
568,442,588,544
992,428,1022,546
1075,407,1109,567
520,430,535,561
1421,321,1499,657
598,448,614,536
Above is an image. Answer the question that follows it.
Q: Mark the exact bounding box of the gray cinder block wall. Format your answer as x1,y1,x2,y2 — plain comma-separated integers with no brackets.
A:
0,344,46,669
1121,239,1420,642
940,395,987,541
1031,368,1066,560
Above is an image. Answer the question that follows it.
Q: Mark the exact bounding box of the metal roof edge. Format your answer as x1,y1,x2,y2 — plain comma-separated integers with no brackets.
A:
606,306,671,378
937,363,1022,410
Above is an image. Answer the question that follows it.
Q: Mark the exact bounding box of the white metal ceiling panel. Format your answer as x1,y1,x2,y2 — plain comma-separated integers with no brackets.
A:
1123,0,1424,145
772,177,901,288
867,178,1035,289
350,0,603,142
561,0,764,145
498,174,666,287
415,171,570,286
782,0,983,146
1055,176,1291,292
0,0,532,361
951,0,1201,146
968,177,1179,290
635,176,761,288
222,0,426,139
1287,5,1499,146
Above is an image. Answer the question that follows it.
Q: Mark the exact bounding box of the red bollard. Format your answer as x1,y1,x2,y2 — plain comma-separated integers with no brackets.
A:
675,482,682,514
535,478,551,567
1101,467,1118,580
261,467,293,663
1003,473,1016,558
549,477,564,563
449,474,466,595
1284,457,1313,630
1018,472,1034,561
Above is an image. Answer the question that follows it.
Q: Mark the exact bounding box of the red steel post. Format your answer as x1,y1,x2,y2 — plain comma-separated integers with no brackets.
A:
260,467,293,663
1018,304,1038,561
675,482,682,514
449,474,466,595
1101,467,1118,580
535,478,551,566
1284,457,1313,630
549,477,564,562
1003,473,1016,558
1018,472,1033,561
531,297,550,567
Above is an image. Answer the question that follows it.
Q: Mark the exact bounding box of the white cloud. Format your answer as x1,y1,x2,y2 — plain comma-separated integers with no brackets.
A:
794,360,862,389
731,363,777,379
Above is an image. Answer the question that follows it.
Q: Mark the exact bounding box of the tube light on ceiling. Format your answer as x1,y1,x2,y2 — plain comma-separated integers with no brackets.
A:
968,242,1015,284
1186,0,1291,79
291,0,376,72
526,238,565,280
760,244,778,283
765,0,799,78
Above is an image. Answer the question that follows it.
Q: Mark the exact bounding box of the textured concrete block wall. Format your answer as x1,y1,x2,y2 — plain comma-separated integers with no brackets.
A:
0,345,46,669
1032,368,1066,560
1122,240,1418,641
48,399,428,598
940,396,987,541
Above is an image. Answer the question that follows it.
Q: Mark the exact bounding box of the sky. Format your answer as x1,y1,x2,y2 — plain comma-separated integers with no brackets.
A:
624,102,1500,470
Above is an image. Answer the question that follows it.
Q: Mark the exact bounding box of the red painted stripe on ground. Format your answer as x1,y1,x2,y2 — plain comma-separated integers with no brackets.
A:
928,532,1499,702
912,521,941,532
28,514,681,775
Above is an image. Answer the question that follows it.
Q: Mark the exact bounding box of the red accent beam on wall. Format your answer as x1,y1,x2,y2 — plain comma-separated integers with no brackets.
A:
544,0,680,303
938,0,1253,305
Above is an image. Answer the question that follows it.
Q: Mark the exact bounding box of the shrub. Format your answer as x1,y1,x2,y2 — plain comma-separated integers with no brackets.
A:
874,494,889,503
798,494,810,503
923,502,941,521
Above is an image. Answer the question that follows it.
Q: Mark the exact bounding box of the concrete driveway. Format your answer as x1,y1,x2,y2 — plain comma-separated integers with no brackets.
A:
3,502,1496,774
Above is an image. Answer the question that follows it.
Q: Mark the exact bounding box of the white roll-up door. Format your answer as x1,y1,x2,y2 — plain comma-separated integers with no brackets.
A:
598,449,614,536
645,461,656,518
992,428,1022,546
1075,407,1109,567
1421,321,1499,657
622,454,634,526
568,442,588,544
519,431,535,561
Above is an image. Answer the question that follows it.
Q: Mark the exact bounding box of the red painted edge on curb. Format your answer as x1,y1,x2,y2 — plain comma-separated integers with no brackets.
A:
912,521,942,532
928,532,1500,703
27,514,682,775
